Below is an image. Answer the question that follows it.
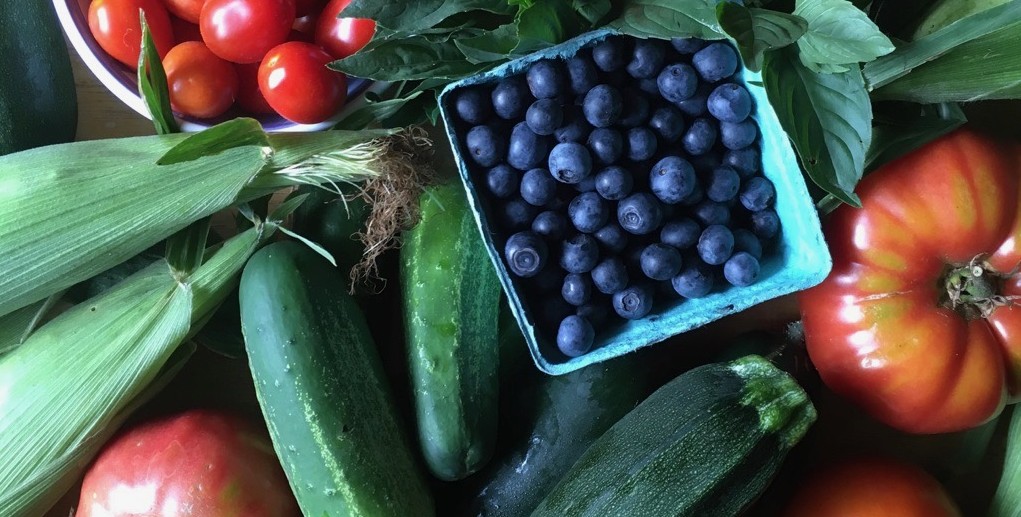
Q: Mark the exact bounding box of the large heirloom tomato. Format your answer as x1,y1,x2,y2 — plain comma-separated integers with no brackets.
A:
799,128,1021,433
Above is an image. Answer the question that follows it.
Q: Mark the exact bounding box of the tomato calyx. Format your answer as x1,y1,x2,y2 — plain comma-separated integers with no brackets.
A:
941,254,1020,319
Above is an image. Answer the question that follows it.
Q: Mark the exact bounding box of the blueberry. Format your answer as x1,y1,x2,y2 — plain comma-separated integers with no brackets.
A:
574,175,598,193
626,39,667,78
532,266,564,293
526,99,563,136
612,284,654,320
504,231,548,277
693,200,731,226
594,223,629,254
626,127,658,162
595,165,633,201
548,142,593,184
724,251,760,287
455,87,492,125
641,243,683,281
649,156,697,204
740,176,776,211
592,37,630,72
676,84,711,117
591,257,629,294
557,315,595,357
618,193,664,235
582,84,623,128
527,59,566,99
708,83,752,124
554,108,593,143
566,52,599,95
698,224,735,265
720,120,758,150
732,228,763,259
679,182,704,206
486,164,519,199
577,302,610,330
724,147,760,177
648,105,685,143
466,125,505,167
657,63,698,103
532,210,569,241
693,42,739,83
492,77,532,120
683,117,717,156
501,197,538,231
618,92,651,128
560,233,600,273
562,273,593,306
638,77,660,95
569,192,609,233
588,128,624,165
507,122,549,171
706,165,741,203
751,209,780,239
521,168,557,206
670,37,706,54
690,149,723,174
660,218,701,249
672,262,715,298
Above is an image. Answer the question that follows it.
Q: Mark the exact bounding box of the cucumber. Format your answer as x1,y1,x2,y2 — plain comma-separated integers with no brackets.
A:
239,241,434,517
0,3,77,155
532,355,816,517
401,181,502,481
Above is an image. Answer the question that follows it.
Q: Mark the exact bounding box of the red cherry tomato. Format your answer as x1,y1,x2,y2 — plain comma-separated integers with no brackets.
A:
163,41,239,118
77,410,301,517
258,41,346,123
235,63,276,114
199,0,296,64
169,15,203,42
315,0,375,59
163,0,206,23
88,0,176,67
294,0,327,17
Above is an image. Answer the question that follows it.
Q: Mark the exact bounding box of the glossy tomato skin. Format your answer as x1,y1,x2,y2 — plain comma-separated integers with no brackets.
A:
163,41,239,118
294,0,328,17
259,41,346,123
315,0,375,59
235,63,276,114
89,0,176,67
799,128,1021,433
200,0,296,64
169,15,203,42
783,456,962,517
77,409,301,517
163,0,206,23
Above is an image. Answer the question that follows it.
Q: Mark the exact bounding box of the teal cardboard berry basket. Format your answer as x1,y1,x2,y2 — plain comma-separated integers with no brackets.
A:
438,29,832,375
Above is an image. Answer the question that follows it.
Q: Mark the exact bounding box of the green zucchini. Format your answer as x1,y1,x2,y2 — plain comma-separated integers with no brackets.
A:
239,241,434,517
532,355,816,517
401,181,502,481
0,4,77,155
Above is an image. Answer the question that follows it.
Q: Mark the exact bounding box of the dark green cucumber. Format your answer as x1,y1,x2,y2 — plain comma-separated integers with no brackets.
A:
531,355,817,517
0,4,77,155
239,241,434,517
401,181,501,481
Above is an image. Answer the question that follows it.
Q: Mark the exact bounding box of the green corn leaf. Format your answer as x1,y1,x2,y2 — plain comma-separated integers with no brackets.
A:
166,218,211,278
157,117,270,165
717,3,808,72
794,0,895,73
0,302,45,357
136,14,178,135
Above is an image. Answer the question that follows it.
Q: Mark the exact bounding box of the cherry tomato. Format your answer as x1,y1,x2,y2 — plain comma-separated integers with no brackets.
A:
315,0,375,59
235,63,276,114
88,0,176,67
294,0,327,17
783,456,962,517
259,41,347,123
163,41,239,118
77,410,301,517
163,0,206,23
200,0,296,64
169,15,203,42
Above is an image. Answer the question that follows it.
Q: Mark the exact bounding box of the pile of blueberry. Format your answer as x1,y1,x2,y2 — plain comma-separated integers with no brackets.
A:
450,35,780,359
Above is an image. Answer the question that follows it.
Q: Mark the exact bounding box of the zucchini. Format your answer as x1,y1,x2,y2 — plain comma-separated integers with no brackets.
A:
0,3,77,155
531,355,816,517
401,181,502,481
239,241,434,517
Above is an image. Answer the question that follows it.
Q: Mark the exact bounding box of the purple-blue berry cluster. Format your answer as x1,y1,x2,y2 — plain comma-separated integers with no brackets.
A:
450,35,780,359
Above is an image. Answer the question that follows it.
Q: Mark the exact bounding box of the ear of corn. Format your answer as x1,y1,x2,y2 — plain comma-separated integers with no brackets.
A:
0,301,44,356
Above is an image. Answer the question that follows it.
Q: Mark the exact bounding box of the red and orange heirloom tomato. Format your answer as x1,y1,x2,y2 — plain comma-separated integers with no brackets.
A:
88,0,176,67
163,41,239,118
800,128,1021,433
783,456,962,517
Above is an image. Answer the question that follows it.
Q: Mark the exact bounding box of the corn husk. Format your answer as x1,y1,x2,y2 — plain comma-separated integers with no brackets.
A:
0,218,276,516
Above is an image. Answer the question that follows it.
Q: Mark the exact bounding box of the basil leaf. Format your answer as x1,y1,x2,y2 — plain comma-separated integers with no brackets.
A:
516,0,586,45
455,23,520,62
329,37,488,81
866,102,966,172
763,48,872,206
335,91,426,130
340,0,516,32
717,3,807,71
573,0,612,24
609,0,725,40
794,0,894,73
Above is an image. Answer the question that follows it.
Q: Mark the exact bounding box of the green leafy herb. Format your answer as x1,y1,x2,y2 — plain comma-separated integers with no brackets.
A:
793,0,894,73
763,48,872,206
717,3,808,71
455,23,520,63
609,0,726,40
516,0,586,46
866,102,966,172
136,14,178,134
340,0,516,33
329,37,490,81
336,91,426,130
573,0,612,25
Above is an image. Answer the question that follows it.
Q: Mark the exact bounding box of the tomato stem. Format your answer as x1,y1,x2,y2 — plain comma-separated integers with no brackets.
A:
941,254,1017,319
